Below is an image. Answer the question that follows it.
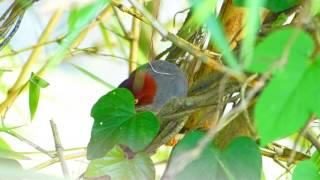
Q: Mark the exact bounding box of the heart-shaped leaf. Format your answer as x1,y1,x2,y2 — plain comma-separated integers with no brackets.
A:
167,131,262,180
87,88,160,159
247,28,320,145
85,146,155,180
254,58,320,145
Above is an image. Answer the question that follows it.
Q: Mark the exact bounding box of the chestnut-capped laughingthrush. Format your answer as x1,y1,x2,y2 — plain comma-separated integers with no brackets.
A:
118,60,188,112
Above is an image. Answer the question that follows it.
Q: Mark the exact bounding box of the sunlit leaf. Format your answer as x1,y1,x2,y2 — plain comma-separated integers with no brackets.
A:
311,0,320,15
207,16,240,71
241,0,266,67
168,131,262,180
85,146,155,180
255,57,320,145
87,88,160,159
247,28,320,145
233,0,299,13
293,154,320,180
190,0,240,71
45,0,110,69
246,28,314,73
68,3,95,30
189,0,217,24
29,73,49,120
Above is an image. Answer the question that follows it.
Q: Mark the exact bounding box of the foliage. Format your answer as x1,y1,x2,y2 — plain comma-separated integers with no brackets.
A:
29,73,49,120
293,154,320,180
233,0,300,13
246,28,320,146
1,0,320,179
85,145,155,180
168,131,262,180
87,88,159,159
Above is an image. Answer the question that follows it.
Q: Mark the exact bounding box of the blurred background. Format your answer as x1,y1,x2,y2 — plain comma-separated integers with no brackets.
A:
0,0,300,179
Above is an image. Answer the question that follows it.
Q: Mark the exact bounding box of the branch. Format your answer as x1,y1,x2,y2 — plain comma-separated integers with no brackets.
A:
161,73,265,179
50,120,70,178
0,36,65,59
6,130,55,158
0,9,63,117
31,151,86,171
112,1,236,79
128,0,141,72
143,77,240,153
305,129,320,151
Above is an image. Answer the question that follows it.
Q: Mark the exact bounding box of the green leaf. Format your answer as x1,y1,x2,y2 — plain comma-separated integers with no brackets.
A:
29,73,49,88
87,88,160,159
241,0,266,67
168,132,262,180
189,0,241,71
246,28,314,73
293,154,320,180
265,0,299,13
255,57,320,145
311,0,320,15
29,73,49,120
68,3,95,30
44,0,109,69
189,0,217,24
85,146,155,180
233,0,299,13
207,16,240,71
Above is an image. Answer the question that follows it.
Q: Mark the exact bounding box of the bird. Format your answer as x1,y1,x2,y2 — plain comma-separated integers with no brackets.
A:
118,60,188,112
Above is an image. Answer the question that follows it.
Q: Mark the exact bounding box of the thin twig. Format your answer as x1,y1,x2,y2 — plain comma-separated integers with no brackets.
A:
0,9,63,118
287,117,314,166
19,146,86,155
71,6,113,48
305,129,320,151
31,150,86,171
111,6,130,38
50,120,70,178
0,36,65,59
114,0,234,79
6,130,55,158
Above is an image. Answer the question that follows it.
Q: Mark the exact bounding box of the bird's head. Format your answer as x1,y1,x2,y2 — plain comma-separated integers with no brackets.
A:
118,61,188,111
119,70,157,107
